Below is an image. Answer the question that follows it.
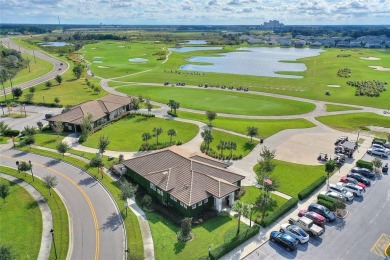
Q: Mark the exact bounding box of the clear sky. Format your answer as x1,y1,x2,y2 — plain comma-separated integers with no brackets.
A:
1,0,389,25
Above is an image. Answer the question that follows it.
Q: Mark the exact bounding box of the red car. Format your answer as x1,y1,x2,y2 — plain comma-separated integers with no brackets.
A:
340,175,366,191
298,210,326,227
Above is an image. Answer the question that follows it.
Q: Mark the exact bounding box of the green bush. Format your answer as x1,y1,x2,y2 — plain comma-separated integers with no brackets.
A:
4,129,20,137
317,199,335,211
167,111,178,117
356,160,373,170
298,176,326,200
260,197,298,227
317,194,335,203
208,225,260,259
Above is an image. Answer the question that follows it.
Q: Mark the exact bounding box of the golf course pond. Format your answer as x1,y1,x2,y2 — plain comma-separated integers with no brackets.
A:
176,47,325,78
39,41,72,47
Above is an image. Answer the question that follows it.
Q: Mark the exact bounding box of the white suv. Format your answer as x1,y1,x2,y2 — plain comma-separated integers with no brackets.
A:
328,184,354,201
337,182,364,197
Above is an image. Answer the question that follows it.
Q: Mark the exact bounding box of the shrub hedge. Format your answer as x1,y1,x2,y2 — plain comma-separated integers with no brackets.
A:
259,197,298,227
317,199,335,211
167,111,178,117
298,176,327,200
4,129,20,137
208,225,260,259
356,160,373,170
317,194,335,204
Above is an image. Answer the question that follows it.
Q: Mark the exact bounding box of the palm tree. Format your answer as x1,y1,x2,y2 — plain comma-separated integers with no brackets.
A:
217,140,226,158
167,100,175,112
247,126,258,142
256,192,277,220
231,201,249,235
152,127,163,144
325,160,336,188
229,141,237,159
167,129,177,144
172,101,180,115
142,132,152,145
201,129,213,151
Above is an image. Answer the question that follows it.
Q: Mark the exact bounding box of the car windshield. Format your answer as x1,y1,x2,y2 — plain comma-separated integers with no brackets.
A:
323,208,331,214
295,228,307,236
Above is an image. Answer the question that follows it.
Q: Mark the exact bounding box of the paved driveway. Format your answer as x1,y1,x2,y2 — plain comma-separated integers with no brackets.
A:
244,153,390,260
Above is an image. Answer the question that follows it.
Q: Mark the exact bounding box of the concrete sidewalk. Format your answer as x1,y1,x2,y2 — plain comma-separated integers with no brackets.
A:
221,136,373,259
0,173,53,260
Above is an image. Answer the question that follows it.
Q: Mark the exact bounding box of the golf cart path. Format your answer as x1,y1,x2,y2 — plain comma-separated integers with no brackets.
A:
0,173,53,260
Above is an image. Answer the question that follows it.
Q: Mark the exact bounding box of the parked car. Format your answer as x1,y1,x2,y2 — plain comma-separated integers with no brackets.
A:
279,224,310,244
320,191,346,202
308,203,336,222
269,231,298,251
340,175,366,191
372,144,386,150
337,182,364,197
347,173,371,186
350,167,376,178
297,210,326,227
328,184,354,201
367,148,389,157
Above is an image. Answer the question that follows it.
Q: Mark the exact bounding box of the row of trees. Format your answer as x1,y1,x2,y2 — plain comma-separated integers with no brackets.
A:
142,128,177,145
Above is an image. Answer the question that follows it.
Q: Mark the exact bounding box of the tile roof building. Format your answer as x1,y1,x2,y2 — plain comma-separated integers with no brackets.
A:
114,146,245,216
48,94,132,132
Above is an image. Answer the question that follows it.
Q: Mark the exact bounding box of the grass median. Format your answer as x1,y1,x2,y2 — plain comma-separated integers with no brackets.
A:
0,166,69,260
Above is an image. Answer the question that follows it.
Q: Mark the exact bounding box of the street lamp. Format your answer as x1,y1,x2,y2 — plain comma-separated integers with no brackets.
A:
50,229,58,259
29,160,34,182
249,204,254,227
16,161,20,173
208,245,211,259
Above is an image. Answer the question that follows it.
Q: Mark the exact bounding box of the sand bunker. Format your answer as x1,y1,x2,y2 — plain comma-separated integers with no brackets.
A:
98,66,109,69
93,61,103,63
360,56,381,60
327,84,340,88
94,56,103,59
369,66,390,71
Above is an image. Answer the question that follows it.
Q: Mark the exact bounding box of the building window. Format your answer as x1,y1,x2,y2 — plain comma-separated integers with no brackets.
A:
180,202,183,206
192,204,196,209
198,201,203,206
157,189,163,196
150,183,156,191
183,204,187,209
204,198,208,203
170,195,177,202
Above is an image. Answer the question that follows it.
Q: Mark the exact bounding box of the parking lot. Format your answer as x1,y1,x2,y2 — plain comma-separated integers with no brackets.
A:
245,151,390,260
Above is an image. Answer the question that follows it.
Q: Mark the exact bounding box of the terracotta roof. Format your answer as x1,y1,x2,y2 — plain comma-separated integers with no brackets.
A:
48,94,131,125
121,147,244,206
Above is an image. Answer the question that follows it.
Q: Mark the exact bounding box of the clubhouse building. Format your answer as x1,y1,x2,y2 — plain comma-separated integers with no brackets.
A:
113,147,245,216
48,94,132,132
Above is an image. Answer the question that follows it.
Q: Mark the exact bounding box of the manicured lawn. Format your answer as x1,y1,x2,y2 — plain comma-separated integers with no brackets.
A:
145,211,248,260
20,132,66,149
0,177,42,260
17,146,144,257
83,115,199,151
116,85,316,116
0,166,69,260
316,112,390,132
254,160,326,197
206,129,258,158
239,186,288,221
0,136,9,144
178,111,315,138
325,104,362,112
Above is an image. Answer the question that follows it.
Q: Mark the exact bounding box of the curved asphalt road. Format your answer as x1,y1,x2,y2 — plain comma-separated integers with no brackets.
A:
0,38,68,94
0,148,125,260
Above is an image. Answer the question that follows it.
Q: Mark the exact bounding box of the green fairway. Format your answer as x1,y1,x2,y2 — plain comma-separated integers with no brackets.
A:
0,177,42,260
83,115,199,151
254,160,326,197
325,104,362,112
83,41,168,78
316,112,390,132
239,186,288,220
146,212,248,260
206,129,258,158
178,111,315,138
1,52,53,89
116,85,315,116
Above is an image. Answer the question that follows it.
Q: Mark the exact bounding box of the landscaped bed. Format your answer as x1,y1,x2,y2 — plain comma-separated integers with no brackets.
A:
83,115,199,152
254,160,326,197
116,85,316,116
178,110,315,138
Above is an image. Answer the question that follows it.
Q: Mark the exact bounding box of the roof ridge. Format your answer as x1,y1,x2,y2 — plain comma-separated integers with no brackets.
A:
192,160,244,178
143,168,170,176
218,180,221,197
188,170,194,205
165,168,171,191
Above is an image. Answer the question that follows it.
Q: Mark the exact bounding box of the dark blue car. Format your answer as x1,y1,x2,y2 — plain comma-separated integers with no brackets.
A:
308,203,336,222
270,231,298,251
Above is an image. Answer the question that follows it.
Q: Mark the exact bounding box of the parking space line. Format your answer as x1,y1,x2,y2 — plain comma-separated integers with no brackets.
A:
370,233,390,257
270,242,296,258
